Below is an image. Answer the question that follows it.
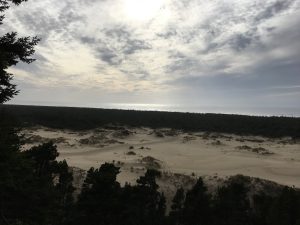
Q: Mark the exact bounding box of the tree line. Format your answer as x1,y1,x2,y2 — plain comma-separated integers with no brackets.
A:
2,104,300,138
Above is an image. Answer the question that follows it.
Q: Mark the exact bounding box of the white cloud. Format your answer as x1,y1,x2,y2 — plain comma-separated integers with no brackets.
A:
2,0,300,109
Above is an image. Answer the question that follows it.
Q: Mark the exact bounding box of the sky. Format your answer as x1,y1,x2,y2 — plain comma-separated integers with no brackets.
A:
1,0,300,115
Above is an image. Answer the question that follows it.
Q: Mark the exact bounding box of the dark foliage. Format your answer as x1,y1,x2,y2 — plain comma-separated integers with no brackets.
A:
73,165,166,225
264,187,300,225
167,178,213,225
1,104,300,137
212,177,251,225
168,176,300,225
25,142,59,176
0,111,74,225
0,0,39,103
0,0,28,23
181,178,212,225
169,187,185,225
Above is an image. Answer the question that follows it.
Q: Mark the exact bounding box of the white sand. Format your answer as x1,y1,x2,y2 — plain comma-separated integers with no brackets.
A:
22,126,300,188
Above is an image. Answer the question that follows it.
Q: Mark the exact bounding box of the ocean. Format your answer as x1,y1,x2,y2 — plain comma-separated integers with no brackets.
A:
95,103,300,117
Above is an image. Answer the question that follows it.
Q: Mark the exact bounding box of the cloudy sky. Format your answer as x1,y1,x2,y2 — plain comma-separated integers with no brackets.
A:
1,0,300,115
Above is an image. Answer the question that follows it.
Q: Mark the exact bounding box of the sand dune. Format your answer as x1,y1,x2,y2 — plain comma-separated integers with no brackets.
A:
22,126,300,188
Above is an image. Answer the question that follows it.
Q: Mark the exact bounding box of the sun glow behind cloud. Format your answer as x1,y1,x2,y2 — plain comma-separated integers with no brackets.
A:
122,0,165,21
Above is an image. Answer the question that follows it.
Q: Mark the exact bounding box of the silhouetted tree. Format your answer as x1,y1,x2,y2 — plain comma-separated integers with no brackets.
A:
0,111,34,224
252,193,273,225
53,160,75,224
213,176,251,225
25,141,59,176
181,178,212,225
0,123,74,225
130,169,166,225
267,187,300,225
169,187,185,225
136,169,161,190
76,163,121,225
0,0,39,103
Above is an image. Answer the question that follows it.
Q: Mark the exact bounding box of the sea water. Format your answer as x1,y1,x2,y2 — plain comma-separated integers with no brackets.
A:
96,103,300,117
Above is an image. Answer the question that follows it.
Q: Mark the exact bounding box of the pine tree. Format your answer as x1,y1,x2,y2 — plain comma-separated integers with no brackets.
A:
169,187,185,225
182,178,212,225
0,0,40,103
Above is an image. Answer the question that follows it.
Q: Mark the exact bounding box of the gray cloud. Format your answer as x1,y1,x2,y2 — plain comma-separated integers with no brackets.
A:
96,47,122,65
120,68,150,80
103,27,151,55
80,27,152,65
80,36,97,44
230,34,254,51
13,53,51,75
123,39,151,54
255,0,296,22
157,29,178,39
166,52,201,75
9,0,84,45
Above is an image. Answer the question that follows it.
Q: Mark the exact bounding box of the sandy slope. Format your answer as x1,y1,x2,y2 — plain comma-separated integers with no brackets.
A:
22,126,300,188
